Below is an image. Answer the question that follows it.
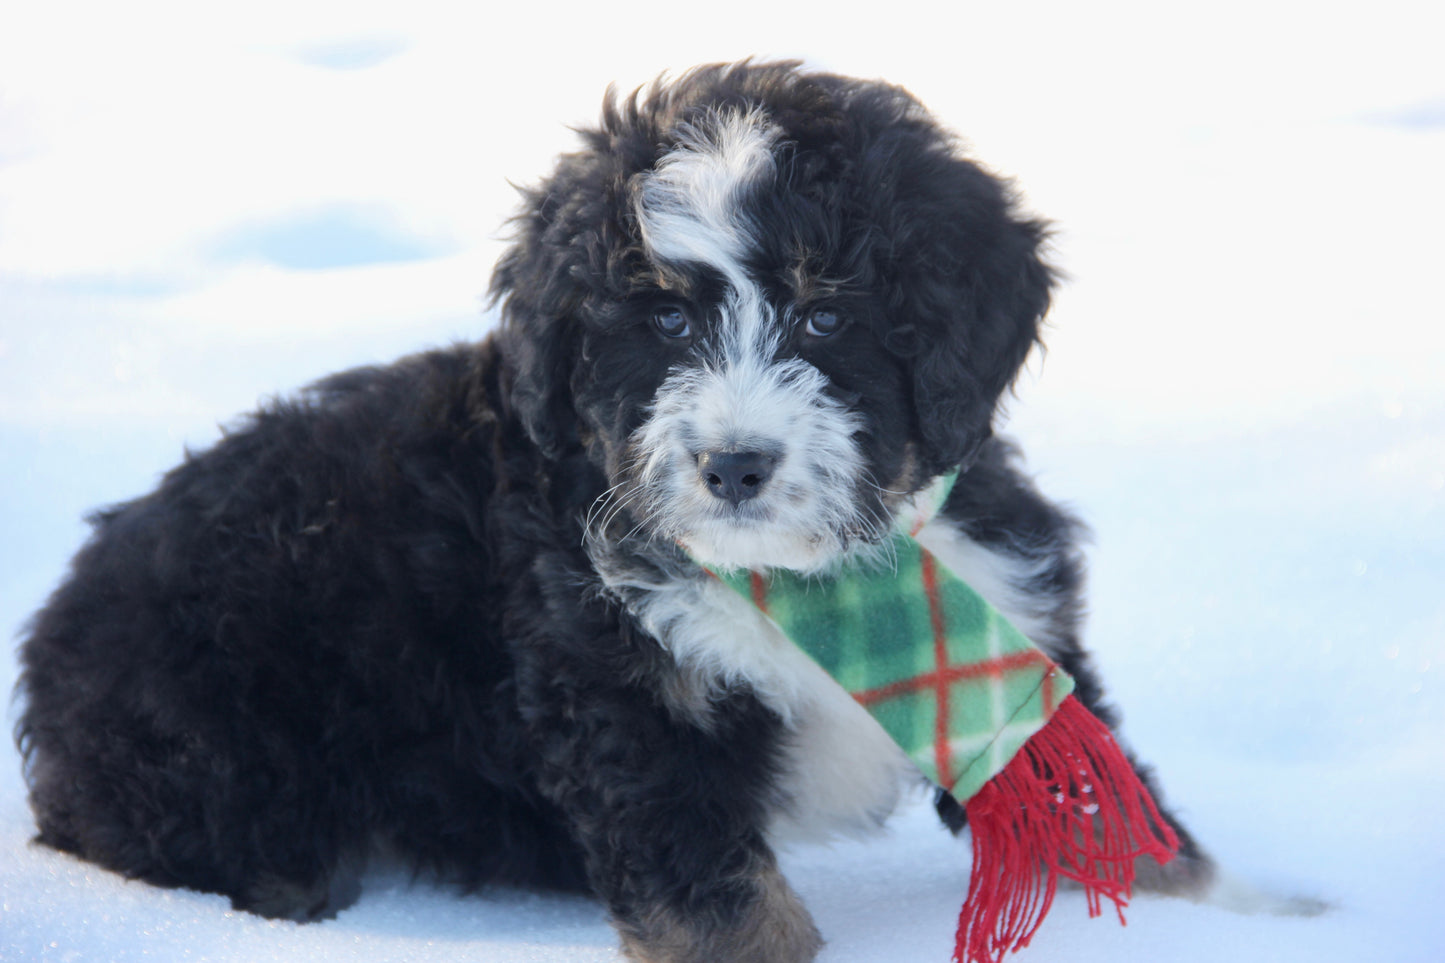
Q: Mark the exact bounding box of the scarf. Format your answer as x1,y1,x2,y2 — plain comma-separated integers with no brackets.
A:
713,475,1179,963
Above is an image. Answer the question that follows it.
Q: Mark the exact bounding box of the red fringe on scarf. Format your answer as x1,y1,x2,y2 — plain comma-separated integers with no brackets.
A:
954,694,1181,963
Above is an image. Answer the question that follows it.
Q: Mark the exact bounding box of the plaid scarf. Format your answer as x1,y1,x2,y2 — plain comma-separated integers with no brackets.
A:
713,475,1179,963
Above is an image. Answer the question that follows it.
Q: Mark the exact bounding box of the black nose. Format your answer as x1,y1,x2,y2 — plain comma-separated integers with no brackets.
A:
697,450,778,506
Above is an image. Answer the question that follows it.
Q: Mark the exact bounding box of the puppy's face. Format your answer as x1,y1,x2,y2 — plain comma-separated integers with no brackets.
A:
495,65,1052,574
606,109,908,572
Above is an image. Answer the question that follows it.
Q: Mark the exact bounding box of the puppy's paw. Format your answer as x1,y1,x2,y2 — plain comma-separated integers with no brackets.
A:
619,863,822,963
1130,846,1218,900
1195,869,1333,918
235,863,364,922
1130,848,1330,918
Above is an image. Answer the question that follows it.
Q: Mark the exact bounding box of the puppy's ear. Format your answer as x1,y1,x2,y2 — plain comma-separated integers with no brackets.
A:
492,248,575,459
490,155,612,460
882,152,1053,476
492,267,572,458
918,206,1051,473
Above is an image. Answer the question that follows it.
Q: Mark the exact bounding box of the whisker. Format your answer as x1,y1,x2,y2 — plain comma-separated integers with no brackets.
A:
602,484,644,530
583,481,630,537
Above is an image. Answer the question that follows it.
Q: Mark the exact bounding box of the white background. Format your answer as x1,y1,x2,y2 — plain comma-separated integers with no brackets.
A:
2,2,1442,960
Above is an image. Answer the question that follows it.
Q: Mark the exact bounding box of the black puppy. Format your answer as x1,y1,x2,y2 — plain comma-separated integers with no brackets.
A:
16,62,1210,962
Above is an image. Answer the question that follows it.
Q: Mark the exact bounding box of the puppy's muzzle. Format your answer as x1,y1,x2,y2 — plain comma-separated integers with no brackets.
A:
697,449,778,506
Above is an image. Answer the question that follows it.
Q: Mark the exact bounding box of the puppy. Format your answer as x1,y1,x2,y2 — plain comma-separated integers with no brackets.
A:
15,61,1211,961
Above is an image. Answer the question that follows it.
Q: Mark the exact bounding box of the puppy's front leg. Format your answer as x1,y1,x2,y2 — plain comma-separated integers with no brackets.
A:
517,636,821,963
616,855,821,963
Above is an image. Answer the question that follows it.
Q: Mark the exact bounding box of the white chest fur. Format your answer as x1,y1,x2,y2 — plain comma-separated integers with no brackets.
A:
617,572,917,843
597,507,1070,846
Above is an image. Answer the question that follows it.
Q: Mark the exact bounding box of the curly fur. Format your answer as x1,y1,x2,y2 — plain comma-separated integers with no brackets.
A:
14,61,1211,961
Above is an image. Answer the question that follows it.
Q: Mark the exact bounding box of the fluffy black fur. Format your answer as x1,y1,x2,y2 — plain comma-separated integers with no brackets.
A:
15,62,1208,961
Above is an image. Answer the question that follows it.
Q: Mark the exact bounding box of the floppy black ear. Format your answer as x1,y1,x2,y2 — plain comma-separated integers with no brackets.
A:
878,148,1053,476
491,228,579,461
490,141,628,460
490,88,665,460
917,208,1052,473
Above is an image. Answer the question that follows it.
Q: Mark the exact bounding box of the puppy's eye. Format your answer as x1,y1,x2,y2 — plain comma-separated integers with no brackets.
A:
804,308,845,338
652,306,692,340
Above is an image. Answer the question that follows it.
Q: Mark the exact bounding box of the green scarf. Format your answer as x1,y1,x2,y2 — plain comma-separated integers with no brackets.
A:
713,476,1178,963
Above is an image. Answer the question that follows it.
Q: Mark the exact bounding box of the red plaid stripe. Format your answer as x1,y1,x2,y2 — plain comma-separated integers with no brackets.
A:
741,548,1060,792
845,547,1058,792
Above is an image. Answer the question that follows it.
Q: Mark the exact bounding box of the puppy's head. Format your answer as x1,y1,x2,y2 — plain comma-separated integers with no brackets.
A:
494,61,1051,573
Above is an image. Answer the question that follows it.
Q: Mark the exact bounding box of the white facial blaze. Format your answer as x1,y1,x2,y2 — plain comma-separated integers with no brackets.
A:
635,107,779,365
635,107,777,287
630,110,872,573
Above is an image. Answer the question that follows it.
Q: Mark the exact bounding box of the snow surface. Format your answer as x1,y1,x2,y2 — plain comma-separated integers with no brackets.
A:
3,2,1443,961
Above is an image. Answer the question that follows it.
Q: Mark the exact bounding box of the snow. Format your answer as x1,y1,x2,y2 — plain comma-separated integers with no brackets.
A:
2,2,1443,960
